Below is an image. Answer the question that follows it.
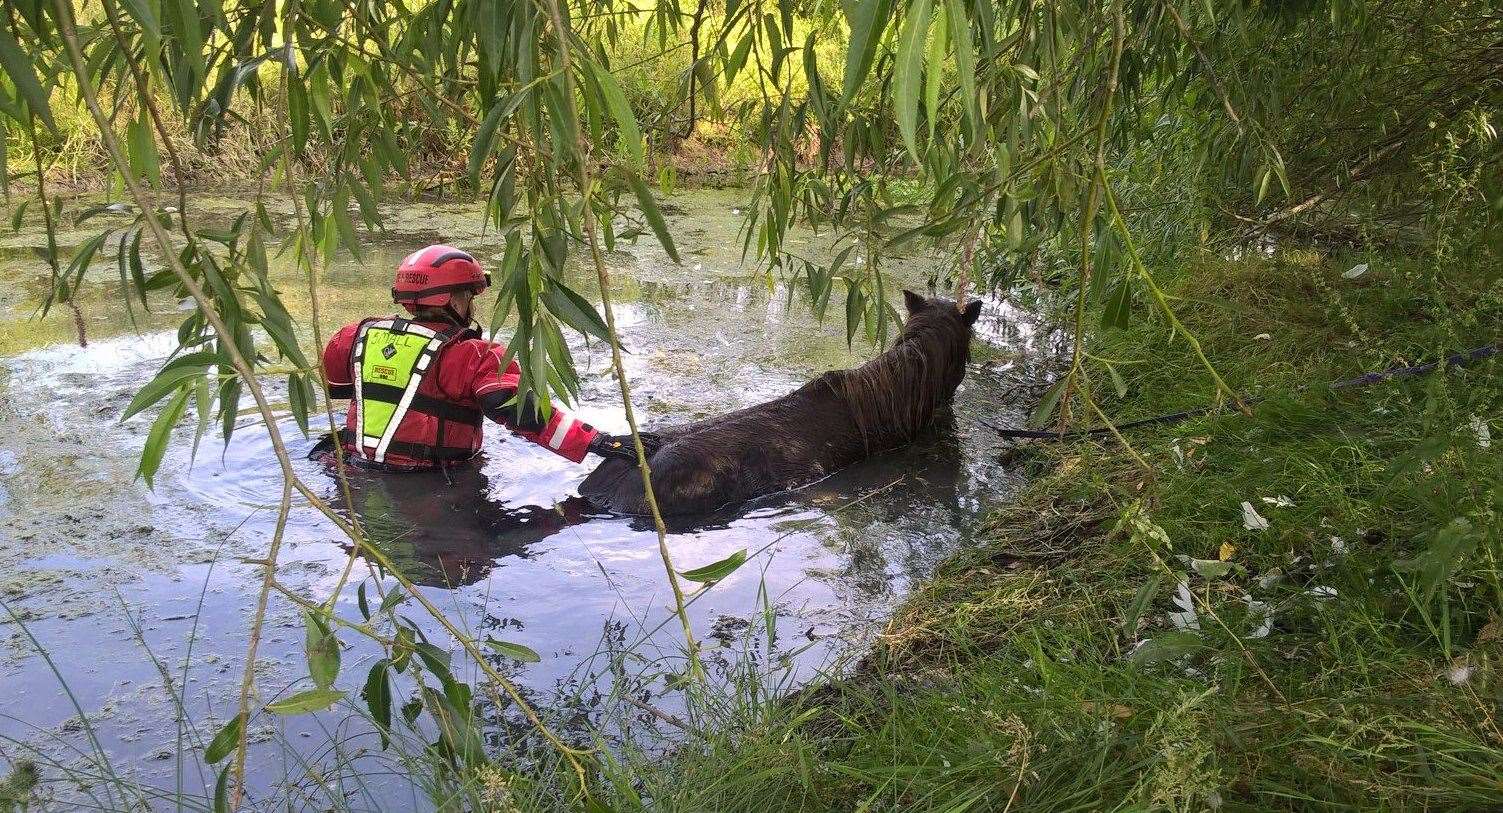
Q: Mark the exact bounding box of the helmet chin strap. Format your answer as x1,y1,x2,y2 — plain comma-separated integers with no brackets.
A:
440,301,483,339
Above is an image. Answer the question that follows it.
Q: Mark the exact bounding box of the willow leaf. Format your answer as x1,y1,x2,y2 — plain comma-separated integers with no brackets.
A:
304,610,340,690
588,59,645,169
468,90,526,187
542,279,610,342
122,352,218,421
678,549,747,583
629,173,680,263
945,0,979,133
287,75,308,157
894,0,933,163
1027,377,1068,428
203,713,243,764
841,0,895,106
118,0,161,39
0,22,55,134
484,638,542,663
137,386,191,488
925,4,947,137
265,688,345,716
362,660,392,749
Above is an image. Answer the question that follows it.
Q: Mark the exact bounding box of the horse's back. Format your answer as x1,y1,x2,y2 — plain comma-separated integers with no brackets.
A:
579,380,857,515
578,436,745,515
578,298,976,516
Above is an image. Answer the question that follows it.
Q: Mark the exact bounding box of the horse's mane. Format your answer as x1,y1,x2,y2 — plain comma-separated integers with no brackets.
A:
825,308,971,451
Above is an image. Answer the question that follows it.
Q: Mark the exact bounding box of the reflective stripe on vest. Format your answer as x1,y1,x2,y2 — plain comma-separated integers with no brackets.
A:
352,319,453,464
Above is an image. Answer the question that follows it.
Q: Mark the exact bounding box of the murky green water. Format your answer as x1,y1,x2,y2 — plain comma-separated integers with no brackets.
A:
0,188,1038,808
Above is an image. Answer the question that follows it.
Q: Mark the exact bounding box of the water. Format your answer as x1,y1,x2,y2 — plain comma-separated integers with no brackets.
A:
0,188,1039,806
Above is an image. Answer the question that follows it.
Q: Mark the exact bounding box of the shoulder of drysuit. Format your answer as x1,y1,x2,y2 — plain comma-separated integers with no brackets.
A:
327,317,465,348
434,335,518,400
325,318,462,365
438,335,512,373
328,320,364,344
321,321,365,386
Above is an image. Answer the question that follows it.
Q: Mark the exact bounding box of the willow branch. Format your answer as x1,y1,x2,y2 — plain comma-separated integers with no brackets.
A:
100,0,195,238
51,6,306,807
271,62,374,610
1160,0,1242,127
1103,182,1245,411
539,0,702,681
1061,0,1126,427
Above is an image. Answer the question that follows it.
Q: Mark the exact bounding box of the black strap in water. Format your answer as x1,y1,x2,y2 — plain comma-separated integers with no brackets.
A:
307,431,337,460
989,342,1501,441
308,428,478,464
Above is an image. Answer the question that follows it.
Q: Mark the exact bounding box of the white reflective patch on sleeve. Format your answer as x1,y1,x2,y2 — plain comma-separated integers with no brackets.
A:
547,415,575,450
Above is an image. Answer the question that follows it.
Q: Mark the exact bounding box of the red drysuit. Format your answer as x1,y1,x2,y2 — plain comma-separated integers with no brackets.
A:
321,317,598,470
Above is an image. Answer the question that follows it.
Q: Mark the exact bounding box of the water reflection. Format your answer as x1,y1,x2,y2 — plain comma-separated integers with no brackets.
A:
314,396,981,595
321,458,601,587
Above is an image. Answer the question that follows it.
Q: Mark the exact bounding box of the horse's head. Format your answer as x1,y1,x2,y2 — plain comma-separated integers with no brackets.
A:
899,289,982,392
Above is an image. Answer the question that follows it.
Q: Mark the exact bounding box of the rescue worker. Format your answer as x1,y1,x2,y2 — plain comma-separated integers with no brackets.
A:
315,244,638,471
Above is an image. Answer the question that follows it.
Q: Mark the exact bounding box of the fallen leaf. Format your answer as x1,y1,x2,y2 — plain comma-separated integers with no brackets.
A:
1469,415,1491,449
1342,262,1369,279
1169,580,1200,630
1130,630,1205,667
1252,333,1272,341
1189,558,1238,579
1219,542,1237,561
1081,701,1134,719
1306,585,1338,601
1261,495,1295,508
1241,501,1270,531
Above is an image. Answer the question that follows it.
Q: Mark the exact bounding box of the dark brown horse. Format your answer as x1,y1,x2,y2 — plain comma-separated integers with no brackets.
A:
580,290,982,515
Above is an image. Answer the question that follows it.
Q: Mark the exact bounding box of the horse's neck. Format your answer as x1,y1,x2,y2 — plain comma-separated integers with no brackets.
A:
834,333,955,446
862,335,936,384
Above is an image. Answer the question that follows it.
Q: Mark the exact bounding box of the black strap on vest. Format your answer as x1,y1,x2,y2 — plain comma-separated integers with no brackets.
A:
359,381,482,425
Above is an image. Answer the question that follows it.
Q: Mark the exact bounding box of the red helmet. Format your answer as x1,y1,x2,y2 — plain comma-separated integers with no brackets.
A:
392,245,490,313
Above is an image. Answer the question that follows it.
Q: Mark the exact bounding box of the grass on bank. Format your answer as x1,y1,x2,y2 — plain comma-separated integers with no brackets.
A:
619,248,1503,810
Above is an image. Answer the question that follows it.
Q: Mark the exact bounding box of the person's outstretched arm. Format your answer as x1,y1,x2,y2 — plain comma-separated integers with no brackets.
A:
460,341,600,463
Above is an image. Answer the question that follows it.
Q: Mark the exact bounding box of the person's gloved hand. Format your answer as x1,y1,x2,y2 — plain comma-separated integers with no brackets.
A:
587,433,661,463
588,433,642,462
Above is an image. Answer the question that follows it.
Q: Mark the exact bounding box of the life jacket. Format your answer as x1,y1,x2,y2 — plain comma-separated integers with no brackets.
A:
350,317,482,466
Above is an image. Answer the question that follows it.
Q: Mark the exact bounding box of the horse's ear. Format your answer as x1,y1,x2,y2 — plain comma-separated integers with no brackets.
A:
902,289,927,315
961,299,982,326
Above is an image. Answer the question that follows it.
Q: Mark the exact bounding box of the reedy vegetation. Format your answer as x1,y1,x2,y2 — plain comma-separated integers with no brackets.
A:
0,0,1501,808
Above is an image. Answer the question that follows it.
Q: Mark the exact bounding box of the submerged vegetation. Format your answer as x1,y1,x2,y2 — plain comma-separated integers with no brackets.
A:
0,0,1499,808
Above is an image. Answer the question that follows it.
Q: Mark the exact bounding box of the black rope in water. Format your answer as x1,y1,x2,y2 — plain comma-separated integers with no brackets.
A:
985,342,1502,441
